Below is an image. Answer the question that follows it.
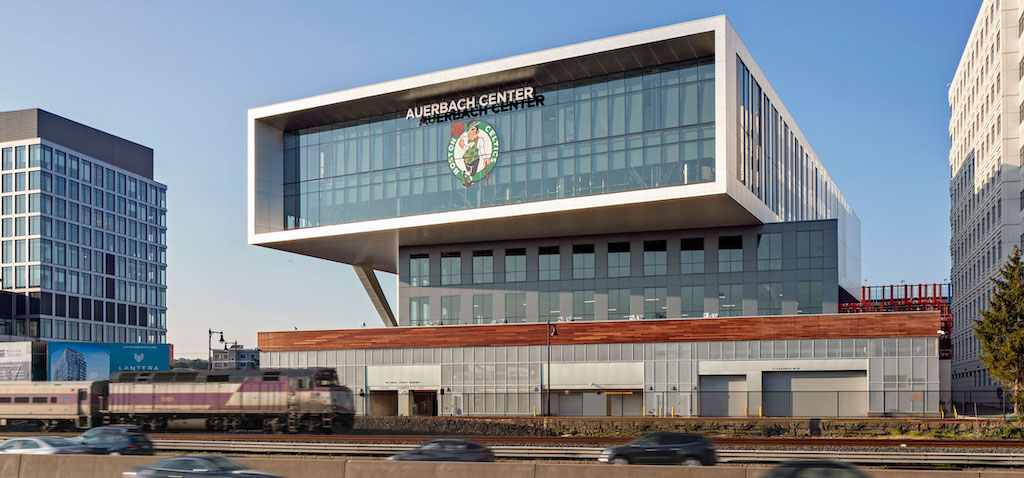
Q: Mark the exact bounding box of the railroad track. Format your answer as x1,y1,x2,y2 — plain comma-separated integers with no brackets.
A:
149,439,1024,466
3,431,1022,449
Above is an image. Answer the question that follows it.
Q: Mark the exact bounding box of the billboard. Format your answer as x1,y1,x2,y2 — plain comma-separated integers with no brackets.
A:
47,342,171,381
0,342,33,381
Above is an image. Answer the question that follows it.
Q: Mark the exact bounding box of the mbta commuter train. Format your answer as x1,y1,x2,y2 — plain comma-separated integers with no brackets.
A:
0,368,355,433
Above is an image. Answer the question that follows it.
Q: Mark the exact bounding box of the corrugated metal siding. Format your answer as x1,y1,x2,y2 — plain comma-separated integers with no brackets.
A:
0,109,39,143
0,109,153,179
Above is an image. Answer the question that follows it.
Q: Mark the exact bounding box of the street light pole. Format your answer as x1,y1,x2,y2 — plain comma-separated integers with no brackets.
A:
208,329,224,370
546,318,558,416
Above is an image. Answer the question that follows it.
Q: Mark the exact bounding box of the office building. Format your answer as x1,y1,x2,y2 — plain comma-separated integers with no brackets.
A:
53,347,86,381
948,0,1021,396
250,17,944,416
212,343,260,370
0,109,167,344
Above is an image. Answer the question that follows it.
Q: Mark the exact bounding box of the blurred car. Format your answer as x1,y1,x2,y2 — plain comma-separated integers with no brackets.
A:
0,437,87,454
123,456,283,478
387,438,496,462
762,460,871,478
598,432,716,465
79,425,154,455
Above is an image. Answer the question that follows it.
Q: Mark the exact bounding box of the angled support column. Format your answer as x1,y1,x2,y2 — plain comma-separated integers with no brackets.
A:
353,265,397,327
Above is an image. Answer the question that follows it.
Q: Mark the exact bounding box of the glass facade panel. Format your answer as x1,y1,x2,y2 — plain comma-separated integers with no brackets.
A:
607,242,630,278
718,284,742,317
472,294,493,323
797,281,823,314
409,297,429,326
408,254,429,286
283,59,716,229
538,292,560,322
757,233,782,270
680,237,704,274
572,245,595,279
538,247,560,280
643,287,666,318
440,253,461,285
504,249,526,282
681,285,704,318
572,290,594,321
607,288,630,320
757,282,782,315
505,293,526,323
643,240,667,275
472,251,493,284
440,295,460,323
718,236,743,272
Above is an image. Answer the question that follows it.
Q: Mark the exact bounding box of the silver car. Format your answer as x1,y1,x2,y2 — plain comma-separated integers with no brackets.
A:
0,437,87,454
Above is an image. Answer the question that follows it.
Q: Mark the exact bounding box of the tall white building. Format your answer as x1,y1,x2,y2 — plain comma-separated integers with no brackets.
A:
948,0,1022,395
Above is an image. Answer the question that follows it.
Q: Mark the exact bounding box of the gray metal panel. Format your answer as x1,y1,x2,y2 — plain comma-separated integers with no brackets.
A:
0,109,39,143
763,371,866,417
0,109,153,179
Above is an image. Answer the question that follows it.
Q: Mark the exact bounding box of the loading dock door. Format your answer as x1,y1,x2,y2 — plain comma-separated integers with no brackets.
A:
699,375,747,417
763,371,867,417
368,391,398,416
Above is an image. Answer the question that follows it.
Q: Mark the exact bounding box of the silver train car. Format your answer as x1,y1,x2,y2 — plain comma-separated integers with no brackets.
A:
0,368,355,433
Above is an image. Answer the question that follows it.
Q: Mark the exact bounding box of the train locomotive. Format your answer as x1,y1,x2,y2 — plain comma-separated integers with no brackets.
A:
0,368,355,433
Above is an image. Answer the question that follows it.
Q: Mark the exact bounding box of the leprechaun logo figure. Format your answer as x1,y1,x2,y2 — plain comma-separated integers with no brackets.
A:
447,120,499,188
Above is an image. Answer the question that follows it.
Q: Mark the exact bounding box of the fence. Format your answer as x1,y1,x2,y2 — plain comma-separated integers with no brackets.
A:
372,390,1011,418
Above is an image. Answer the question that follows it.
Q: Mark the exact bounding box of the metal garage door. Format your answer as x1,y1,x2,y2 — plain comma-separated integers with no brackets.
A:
763,371,867,417
699,375,747,417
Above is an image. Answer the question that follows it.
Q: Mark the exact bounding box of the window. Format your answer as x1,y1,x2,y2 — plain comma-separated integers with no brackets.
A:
757,233,782,270
1019,11,1023,37
572,244,595,279
607,288,630,320
680,238,704,274
0,148,9,171
681,285,704,318
602,242,631,278
758,282,783,315
643,240,667,275
539,292,560,322
797,281,823,314
408,254,429,287
440,295,460,324
538,246,560,280
796,231,824,269
472,294,493,324
718,236,743,272
472,251,493,284
13,397,27,404
440,252,461,286
718,284,743,317
505,249,526,282
643,287,666,318
409,297,429,326
573,290,595,321
505,292,526,323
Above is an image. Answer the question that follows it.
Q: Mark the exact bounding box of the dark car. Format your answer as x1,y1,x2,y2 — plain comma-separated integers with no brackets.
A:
79,425,154,455
123,456,282,478
762,460,871,478
598,432,716,466
387,438,496,462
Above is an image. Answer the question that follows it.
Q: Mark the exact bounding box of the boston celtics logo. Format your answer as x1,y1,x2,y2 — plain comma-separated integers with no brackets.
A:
447,120,499,188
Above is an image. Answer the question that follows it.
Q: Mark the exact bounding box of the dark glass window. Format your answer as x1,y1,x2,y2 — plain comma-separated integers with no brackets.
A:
572,244,595,279
643,287,666,318
472,251,493,284
643,240,667,275
409,297,429,326
572,290,594,321
680,238,704,274
408,254,429,287
538,246,560,281
607,242,630,278
440,252,461,286
539,292,560,322
756,233,782,270
440,296,460,323
718,284,743,317
607,288,630,320
797,281,823,314
758,282,782,315
796,231,824,269
472,294,493,324
504,249,526,282
718,236,743,272
505,292,526,323
681,285,704,318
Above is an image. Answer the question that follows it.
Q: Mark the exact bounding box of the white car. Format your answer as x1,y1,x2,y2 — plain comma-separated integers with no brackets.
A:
0,437,87,454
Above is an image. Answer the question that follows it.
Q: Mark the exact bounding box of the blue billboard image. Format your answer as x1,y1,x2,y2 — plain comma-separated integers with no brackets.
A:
47,342,170,381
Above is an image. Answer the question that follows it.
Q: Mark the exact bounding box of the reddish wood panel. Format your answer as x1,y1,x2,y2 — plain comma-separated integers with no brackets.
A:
258,312,942,352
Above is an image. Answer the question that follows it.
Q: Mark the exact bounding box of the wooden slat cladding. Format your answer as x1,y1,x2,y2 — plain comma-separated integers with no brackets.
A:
258,312,941,352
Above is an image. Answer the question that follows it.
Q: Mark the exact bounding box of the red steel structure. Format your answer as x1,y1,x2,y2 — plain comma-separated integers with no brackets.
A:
840,283,952,359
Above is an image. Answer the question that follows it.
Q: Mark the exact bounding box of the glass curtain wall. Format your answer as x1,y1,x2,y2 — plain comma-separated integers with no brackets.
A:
283,59,716,229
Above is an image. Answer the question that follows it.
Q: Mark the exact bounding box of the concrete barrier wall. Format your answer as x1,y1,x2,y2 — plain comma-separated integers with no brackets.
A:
0,455,1015,478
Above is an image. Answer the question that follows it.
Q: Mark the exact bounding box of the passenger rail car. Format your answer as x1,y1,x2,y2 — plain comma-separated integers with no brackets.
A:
0,368,354,433
108,368,355,433
0,381,107,431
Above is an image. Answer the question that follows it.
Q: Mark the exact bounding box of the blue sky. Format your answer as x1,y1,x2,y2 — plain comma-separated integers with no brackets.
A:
0,1,979,357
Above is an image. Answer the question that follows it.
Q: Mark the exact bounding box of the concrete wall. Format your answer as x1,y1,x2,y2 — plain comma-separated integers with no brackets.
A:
0,456,1018,478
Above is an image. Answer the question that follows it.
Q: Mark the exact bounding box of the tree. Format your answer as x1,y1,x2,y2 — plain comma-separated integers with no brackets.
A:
173,358,209,370
974,246,1024,414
